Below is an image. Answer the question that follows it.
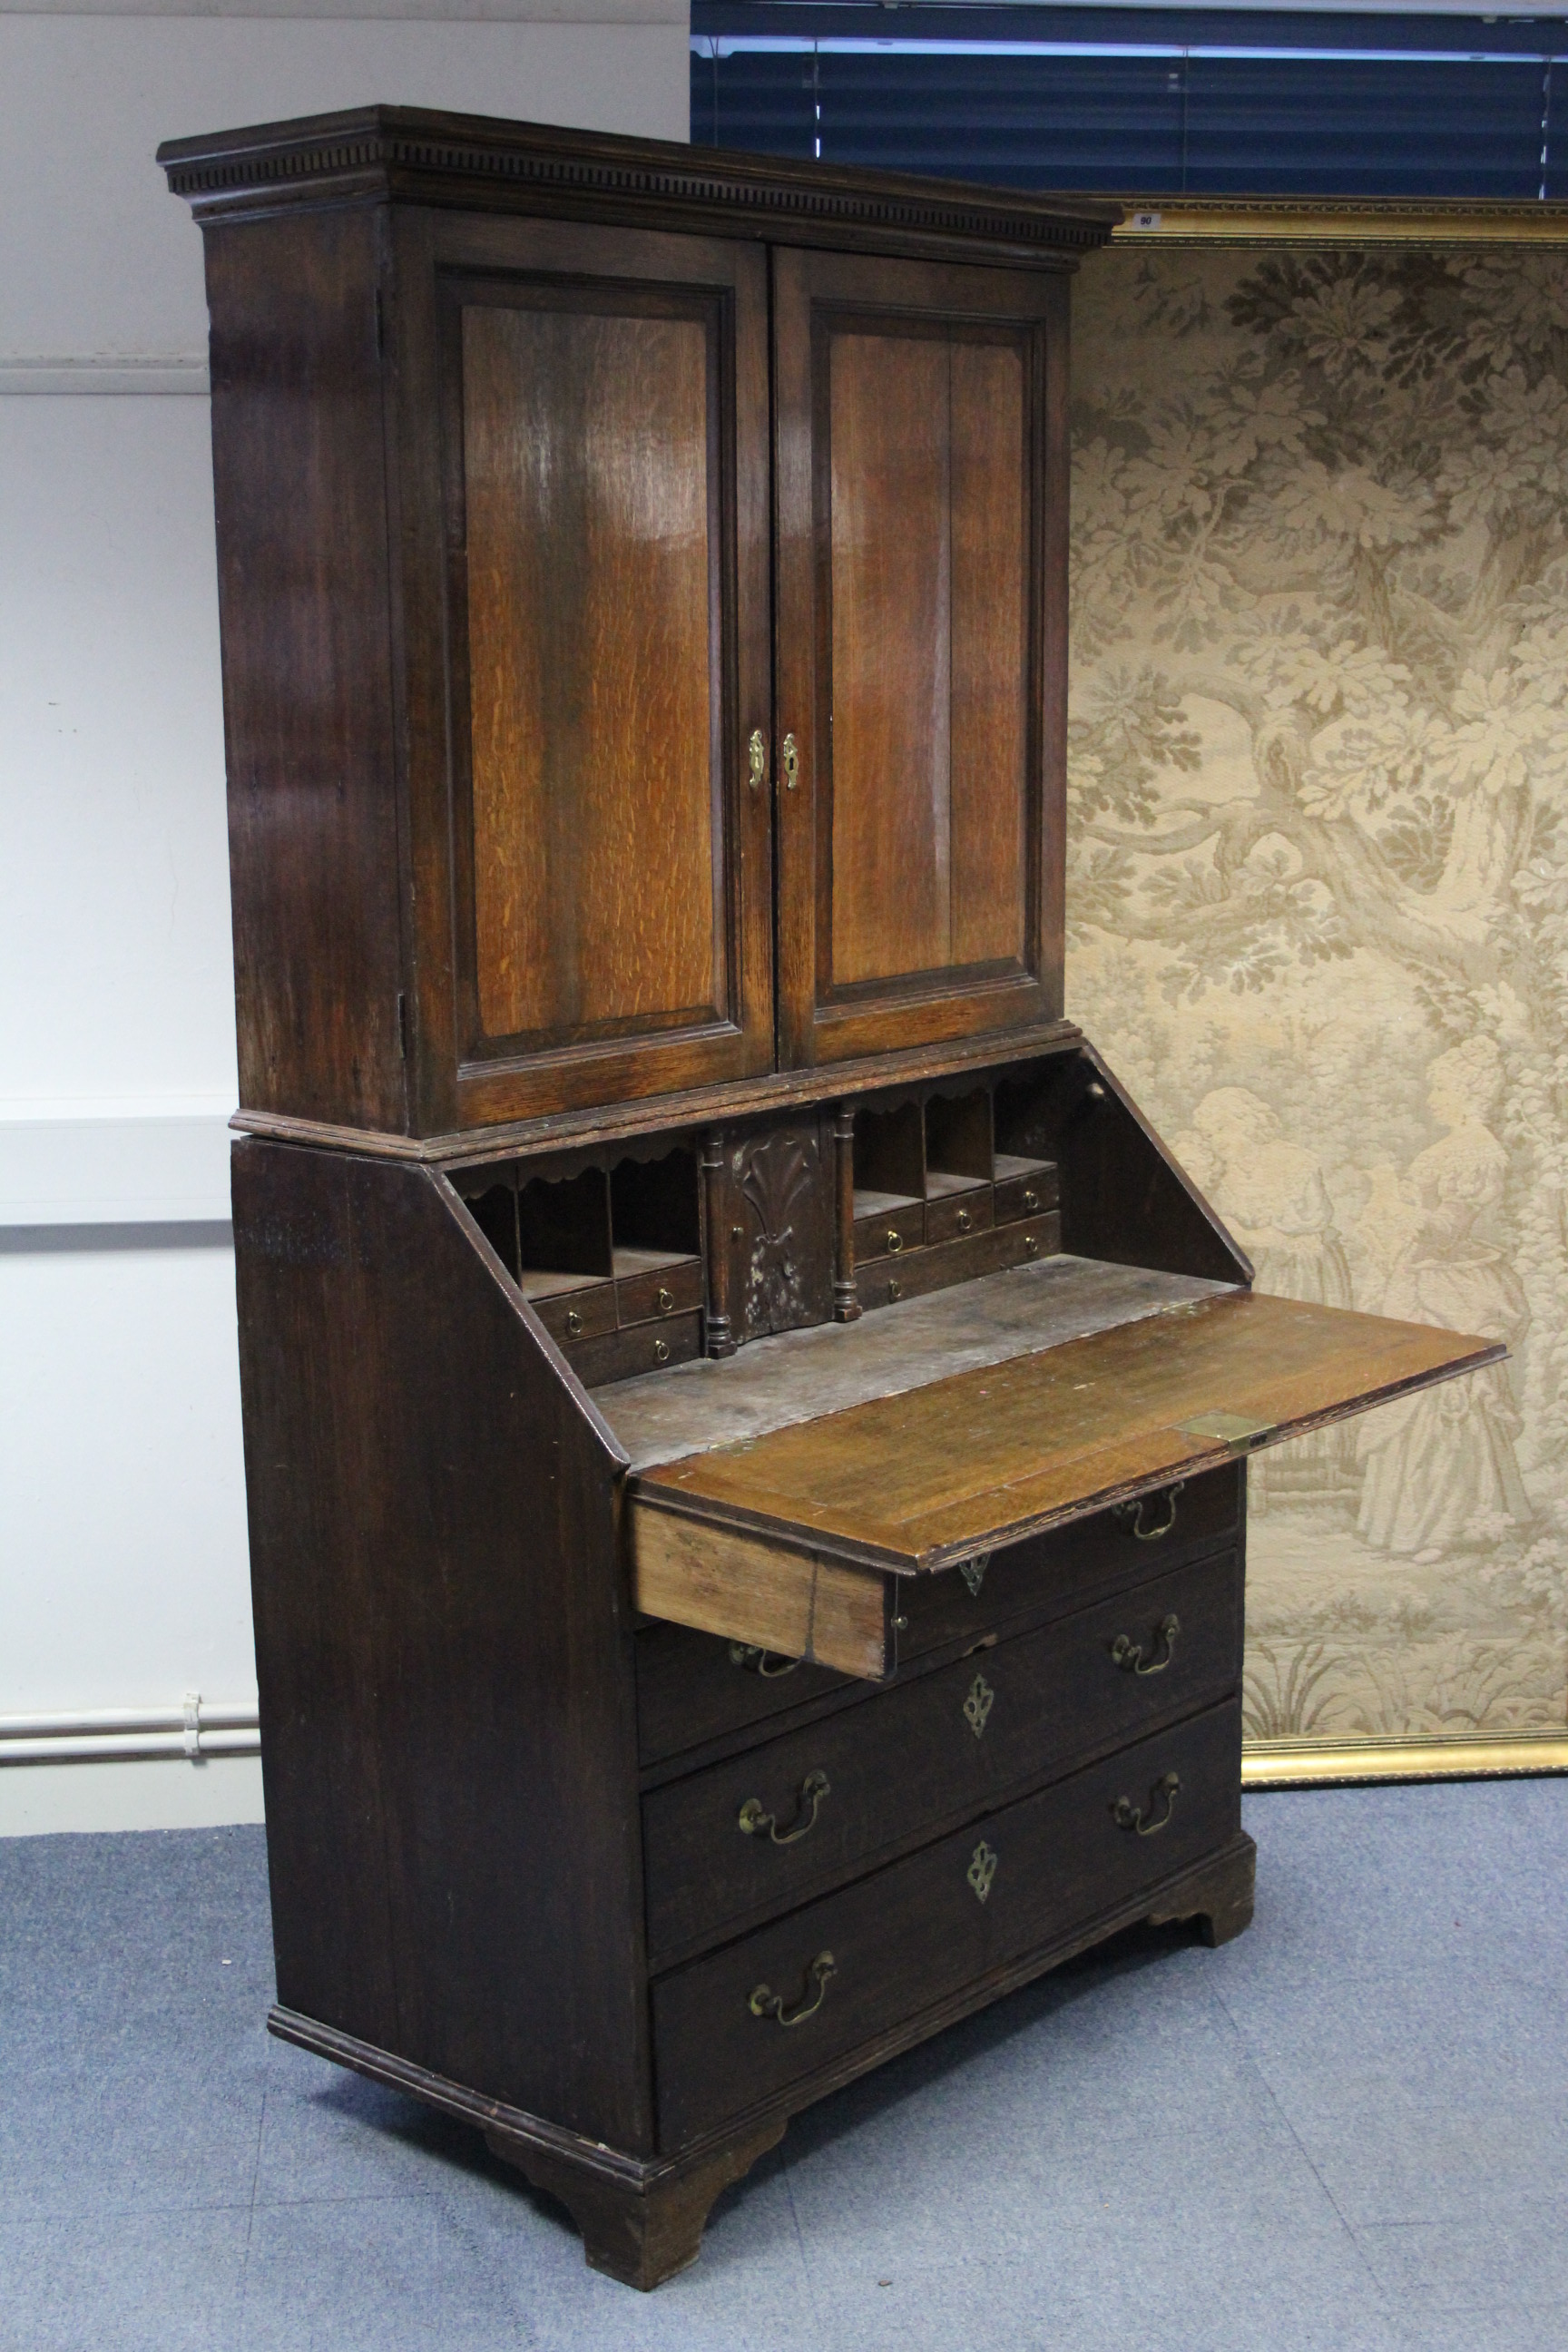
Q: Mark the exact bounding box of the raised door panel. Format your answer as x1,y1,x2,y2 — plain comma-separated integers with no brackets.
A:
394,214,774,1132
773,249,1067,1069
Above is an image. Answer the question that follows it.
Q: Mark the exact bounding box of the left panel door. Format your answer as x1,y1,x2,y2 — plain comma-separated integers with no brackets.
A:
391,213,774,1132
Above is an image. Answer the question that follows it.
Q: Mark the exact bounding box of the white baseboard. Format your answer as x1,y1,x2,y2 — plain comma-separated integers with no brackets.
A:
0,1752,266,1837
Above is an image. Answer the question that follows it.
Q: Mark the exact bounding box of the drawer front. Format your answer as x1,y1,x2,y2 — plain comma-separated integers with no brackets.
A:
855,1213,1056,1312
925,1189,994,1247
994,1168,1059,1224
570,1310,703,1387
636,1622,847,1766
632,1463,1242,1768
898,1464,1240,1661
617,1258,703,1329
653,1700,1242,2147
532,1283,617,1345
853,1202,925,1262
643,1548,1240,1965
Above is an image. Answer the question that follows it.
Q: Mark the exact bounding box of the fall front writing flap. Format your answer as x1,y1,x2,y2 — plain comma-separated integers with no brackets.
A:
628,1287,1502,1574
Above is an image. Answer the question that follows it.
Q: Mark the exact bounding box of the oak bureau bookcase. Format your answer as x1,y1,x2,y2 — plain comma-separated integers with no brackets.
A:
160,109,1499,2289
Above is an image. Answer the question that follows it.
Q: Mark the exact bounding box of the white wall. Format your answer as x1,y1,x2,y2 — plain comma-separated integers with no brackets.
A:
0,0,690,1835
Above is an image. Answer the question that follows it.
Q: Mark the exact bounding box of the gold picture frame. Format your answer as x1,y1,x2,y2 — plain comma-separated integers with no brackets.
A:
1075,197,1568,1788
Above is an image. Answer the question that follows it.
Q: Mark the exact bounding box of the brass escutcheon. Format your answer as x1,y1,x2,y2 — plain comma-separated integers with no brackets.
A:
959,1553,991,1599
747,727,767,789
781,732,800,790
1111,1613,1181,1677
738,1768,830,1846
966,1840,998,1904
750,1951,834,2026
729,1643,802,1680
1112,1771,1181,1837
963,1671,995,1739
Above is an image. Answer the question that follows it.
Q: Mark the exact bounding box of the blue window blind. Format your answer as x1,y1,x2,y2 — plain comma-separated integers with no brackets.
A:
690,7,1567,197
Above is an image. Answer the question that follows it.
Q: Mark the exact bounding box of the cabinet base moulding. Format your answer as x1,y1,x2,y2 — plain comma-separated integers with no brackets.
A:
266,1829,1255,2288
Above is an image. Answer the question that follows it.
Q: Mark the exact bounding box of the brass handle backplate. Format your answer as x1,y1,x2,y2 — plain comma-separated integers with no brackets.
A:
750,1950,835,2026
729,1642,802,1680
1113,1482,1185,1543
738,1769,830,1846
747,728,767,789
782,732,800,789
1112,1771,1181,1837
1111,1613,1181,1677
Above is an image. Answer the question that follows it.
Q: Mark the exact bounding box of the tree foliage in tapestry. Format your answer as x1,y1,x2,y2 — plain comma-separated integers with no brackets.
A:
1070,247,1568,1740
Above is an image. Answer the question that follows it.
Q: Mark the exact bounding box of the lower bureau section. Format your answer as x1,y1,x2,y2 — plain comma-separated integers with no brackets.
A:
652,1699,1241,2149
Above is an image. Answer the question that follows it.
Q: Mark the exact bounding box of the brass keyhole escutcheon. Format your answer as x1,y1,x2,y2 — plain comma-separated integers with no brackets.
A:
886,1229,904,1254
564,1309,583,1338
956,1208,972,1233
963,1671,995,1739
959,1553,990,1599
749,1951,835,2027
1023,1188,1039,1211
747,728,767,790
653,1338,670,1365
1112,1771,1181,1837
1111,1613,1181,1677
781,732,800,790
967,1840,998,1904
738,1768,830,1846
656,1286,674,1315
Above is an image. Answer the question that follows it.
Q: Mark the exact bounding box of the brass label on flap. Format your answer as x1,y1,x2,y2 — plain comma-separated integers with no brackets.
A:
1177,1409,1277,1450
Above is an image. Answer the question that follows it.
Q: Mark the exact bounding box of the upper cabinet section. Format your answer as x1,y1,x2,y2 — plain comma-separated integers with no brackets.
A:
773,251,1068,1068
162,108,1115,1141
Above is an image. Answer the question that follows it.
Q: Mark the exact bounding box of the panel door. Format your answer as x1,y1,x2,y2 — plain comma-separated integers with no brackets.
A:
394,214,773,1131
772,248,1069,1070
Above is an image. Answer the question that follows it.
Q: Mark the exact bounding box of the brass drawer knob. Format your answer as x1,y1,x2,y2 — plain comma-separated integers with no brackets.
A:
738,1768,830,1846
749,1950,835,2027
956,1207,971,1232
1111,1613,1181,1677
653,1338,670,1365
1112,1771,1181,1838
564,1309,583,1338
656,1286,674,1315
886,1228,904,1254
1023,1188,1039,1211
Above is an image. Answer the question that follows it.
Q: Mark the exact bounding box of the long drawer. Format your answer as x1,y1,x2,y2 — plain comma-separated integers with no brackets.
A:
633,1465,1240,1768
643,1547,1240,1966
652,1700,1242,2149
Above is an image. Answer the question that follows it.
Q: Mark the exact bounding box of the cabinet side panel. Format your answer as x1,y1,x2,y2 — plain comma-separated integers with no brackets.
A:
205,211,407,1133
233,1140,652,2151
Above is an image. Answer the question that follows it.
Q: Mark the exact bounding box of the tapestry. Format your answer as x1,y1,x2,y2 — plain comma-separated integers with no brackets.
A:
1068,242,1568,1745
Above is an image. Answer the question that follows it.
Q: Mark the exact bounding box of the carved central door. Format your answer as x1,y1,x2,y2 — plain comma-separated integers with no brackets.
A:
771,248,1069,1071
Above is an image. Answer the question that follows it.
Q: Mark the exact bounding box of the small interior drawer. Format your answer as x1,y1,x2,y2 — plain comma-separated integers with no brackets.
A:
652,1699,1242,2149
924,1188,993,1247
853,1199,925,1261
570,1310,703,1388
616,1252,703,1329
642,1546,1241,1968
526,1278,617,1345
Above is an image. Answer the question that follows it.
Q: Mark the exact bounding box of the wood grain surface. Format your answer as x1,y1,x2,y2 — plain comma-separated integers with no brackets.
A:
632,1289,1504,1571
462,300,717,1042
631,1507,891,1678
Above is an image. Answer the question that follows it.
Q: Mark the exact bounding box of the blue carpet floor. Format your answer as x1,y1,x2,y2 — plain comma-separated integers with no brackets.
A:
1,1779,1564,2352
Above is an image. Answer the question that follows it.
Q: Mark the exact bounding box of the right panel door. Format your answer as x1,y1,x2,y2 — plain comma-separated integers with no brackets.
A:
773,248,1068,1069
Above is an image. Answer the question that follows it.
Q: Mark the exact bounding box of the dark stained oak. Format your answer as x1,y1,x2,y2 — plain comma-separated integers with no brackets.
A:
461,299,718,1044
